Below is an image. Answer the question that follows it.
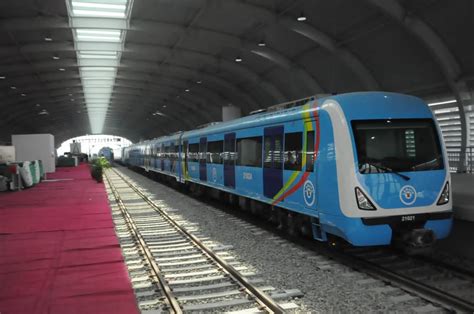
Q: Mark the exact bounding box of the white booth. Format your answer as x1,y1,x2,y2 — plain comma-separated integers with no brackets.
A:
12,134,56,173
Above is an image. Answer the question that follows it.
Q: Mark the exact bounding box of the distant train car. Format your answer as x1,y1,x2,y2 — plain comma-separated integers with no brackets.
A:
98,147,114,161
122,92,452,248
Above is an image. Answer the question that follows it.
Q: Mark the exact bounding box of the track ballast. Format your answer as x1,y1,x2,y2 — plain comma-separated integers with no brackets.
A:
105,168,302,313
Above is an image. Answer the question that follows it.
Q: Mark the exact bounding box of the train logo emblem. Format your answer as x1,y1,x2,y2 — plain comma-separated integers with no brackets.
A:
303,180,315,206
400,185,417,205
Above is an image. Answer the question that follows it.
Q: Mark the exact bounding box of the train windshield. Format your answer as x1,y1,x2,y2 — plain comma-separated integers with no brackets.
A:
352,119,444,173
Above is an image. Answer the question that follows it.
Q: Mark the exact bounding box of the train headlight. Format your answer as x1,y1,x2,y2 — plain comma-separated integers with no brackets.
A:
355,187,376,210
437,182,450,205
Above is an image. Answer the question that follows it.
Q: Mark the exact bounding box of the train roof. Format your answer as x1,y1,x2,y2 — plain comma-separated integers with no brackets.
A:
129,92,428,146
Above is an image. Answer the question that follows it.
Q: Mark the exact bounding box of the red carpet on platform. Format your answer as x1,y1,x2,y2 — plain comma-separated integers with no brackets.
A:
0,164,138,314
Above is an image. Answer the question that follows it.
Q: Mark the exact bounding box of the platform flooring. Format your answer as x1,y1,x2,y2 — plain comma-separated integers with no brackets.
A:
0,164,138,314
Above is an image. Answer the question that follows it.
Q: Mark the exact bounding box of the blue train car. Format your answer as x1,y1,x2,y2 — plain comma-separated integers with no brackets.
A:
123,92,452,248
98,146,114,161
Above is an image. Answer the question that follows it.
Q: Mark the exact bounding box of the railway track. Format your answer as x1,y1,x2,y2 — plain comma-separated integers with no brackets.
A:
104,168,302,313
336,247,474,313
116,165,474,312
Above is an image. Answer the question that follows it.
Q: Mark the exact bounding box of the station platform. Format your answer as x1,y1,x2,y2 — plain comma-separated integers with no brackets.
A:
0,164,138,314
451,173,474,222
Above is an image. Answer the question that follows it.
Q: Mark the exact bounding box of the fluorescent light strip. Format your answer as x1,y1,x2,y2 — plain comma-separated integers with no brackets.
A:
68,0,131,134
428,99,457,107
73,9,125,18
80,50,117,55
71,2,126,10
77,29,121,36
80,67,116,71
77,35,121,42
79,54,118,59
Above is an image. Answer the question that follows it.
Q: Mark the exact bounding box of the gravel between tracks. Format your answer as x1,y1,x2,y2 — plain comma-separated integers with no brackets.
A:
117,167,446,313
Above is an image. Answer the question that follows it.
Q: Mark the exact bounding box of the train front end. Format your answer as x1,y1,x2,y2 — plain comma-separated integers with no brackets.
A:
320,92,452,248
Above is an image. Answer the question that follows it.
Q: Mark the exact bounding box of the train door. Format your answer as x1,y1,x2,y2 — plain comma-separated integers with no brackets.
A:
144,145,150,170
304,121,317,209
183,140,188,180
160,144,165,171
224,133,236,188
199,137,207,181
263,126,284,199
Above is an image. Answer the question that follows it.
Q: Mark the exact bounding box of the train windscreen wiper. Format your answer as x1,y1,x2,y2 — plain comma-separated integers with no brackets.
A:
411,155,442,171
364,162,411,181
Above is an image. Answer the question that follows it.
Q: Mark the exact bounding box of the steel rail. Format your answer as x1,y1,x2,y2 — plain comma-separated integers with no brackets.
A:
104,172,184,314
110,168,285,314
325,248,474,313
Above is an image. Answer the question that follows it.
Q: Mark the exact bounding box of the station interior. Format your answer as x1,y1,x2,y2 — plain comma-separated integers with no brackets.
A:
1,1,473,313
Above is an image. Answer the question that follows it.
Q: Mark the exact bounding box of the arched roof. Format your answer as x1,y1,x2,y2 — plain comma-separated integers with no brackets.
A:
0,0,472,150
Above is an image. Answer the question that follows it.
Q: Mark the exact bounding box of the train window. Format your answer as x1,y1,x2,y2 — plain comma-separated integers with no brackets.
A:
175,145,179,160
284,132,303,171
306,131,315,172
264,137,272,168
224,137,236,164
199,140,207,162
352,119,443,172
264,135,283,169
237,136,262,167
171,147,175,161
207,141,223,164
188,143,199,162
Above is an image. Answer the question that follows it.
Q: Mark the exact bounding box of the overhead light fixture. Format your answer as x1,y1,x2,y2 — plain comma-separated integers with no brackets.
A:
44,37,53,41
36,103,41,107
196,80,202,84
76,29,122,42
68,0,132,134
71,98,75,101
162,104,167,108
21,93,26,97
72,2,126,10
235,56,242,62
52,56,60,60
10,86,16,90
69,93,73,96
0,76,6,79
59,68,66,71
152,111,166,117
297,12,307,22
71,0,127,18
258,40,266,47
78,52,118,59
428,99,456,107
185,89,190,92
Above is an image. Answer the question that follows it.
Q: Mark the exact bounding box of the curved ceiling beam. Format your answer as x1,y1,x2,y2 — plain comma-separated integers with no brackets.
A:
278,18,380,90
1,4,379,92
0,17,322,96
131,0,380,90
0,75,227,107
130,20,324,94
4,98,200,139
2,86,219,128
366,0,470,171
0,42,284,105
122,43,286,103
0,61,260,111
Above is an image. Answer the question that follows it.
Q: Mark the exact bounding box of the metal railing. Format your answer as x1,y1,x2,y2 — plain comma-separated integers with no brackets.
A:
447,146,474,173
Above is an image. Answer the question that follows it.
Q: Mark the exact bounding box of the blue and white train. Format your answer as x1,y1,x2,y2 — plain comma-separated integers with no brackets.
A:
122,92,452,248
